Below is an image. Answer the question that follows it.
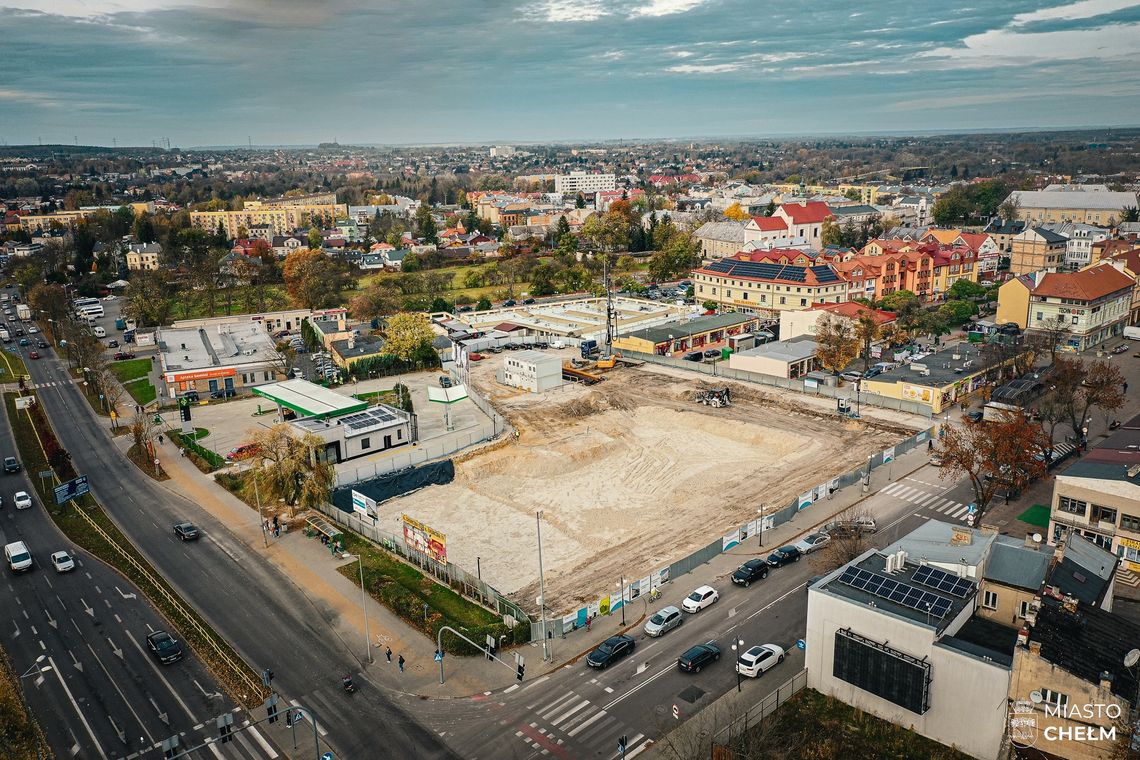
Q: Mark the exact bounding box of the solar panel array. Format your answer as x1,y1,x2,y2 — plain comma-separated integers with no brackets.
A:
702,258,843,285
912,565,975,598
338,406,400,434
838,566,953,619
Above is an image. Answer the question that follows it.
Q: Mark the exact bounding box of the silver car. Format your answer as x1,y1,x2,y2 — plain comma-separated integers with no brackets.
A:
644,605,683,637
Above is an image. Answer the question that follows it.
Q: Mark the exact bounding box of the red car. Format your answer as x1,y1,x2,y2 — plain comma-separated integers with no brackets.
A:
225,444,262,461
28,351,40,360
468,352,484,361
113,351,137,361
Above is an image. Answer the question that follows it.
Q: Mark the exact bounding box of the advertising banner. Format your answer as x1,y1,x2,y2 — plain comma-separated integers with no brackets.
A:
798,490,814,510
401,514,447,563
351,490,378,521
722,529,740,551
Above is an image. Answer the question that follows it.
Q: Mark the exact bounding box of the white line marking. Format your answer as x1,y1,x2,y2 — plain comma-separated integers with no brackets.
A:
47,656,108,760
504,684,519,693
604,686,613,693
539,693,578,719
948,506,968,518
567,710,607,737
626,741,652,758
288,699,328,736
550,699,590,727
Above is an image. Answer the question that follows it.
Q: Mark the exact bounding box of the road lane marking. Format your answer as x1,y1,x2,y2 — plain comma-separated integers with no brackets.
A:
539,693,578,719
288,699,328,736
566,710,607,737
47,655,108,760
550,698,590,727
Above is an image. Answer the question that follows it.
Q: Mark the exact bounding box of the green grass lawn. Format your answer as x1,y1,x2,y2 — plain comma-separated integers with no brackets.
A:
123,378,157,406
1017,503,1052,529
0,348,29,378
110,358,152,383
168,286,291,321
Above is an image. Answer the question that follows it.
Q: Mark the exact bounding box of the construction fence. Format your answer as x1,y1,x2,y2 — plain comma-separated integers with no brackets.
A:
713,668,809,747
531,425,935,641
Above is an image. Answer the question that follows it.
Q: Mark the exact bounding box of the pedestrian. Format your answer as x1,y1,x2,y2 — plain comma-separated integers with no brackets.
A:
398,654,405,672
158,434,164,445
586,614,592,632
1125,381,1129,394
385,647,392,663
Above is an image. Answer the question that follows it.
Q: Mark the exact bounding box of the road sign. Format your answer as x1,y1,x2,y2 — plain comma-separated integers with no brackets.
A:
322,754,334,760
672,704,679,720
53,475,89,505
796,639,806,650
434,650,444,662
967,503,977,515
37,470,52,479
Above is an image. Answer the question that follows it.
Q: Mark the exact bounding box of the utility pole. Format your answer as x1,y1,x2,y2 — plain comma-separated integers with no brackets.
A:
537,511,551,662
603,254,614,356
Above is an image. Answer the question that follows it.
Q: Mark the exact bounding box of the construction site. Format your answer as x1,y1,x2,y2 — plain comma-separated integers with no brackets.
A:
393,349,925,614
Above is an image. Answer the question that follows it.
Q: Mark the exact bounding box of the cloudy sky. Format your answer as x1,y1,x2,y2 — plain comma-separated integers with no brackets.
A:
1,0,1139,147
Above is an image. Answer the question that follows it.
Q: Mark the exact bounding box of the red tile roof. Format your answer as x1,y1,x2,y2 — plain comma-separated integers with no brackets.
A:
778,201,833,225
1031,263,1135,301
749,216,788,232
807,301,897,324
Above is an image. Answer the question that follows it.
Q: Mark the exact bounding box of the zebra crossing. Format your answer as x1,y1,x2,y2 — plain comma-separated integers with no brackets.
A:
881,480,974,522
518,690,649,758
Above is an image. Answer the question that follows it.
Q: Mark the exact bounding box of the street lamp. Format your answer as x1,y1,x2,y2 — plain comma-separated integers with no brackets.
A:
20,655,51,681
729,639,745,692
617,578,625,626
349,554,373,664
757,506,765,548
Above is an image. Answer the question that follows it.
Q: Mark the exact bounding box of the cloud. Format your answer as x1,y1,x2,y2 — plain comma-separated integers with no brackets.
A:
628,0,710,18
0,87,62,107
667,62,743,73
921,21,1140,66
598,49,625,60
525,0,610,22
1010,0,1140,26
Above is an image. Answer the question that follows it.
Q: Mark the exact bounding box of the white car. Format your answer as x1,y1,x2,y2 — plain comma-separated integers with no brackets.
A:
794,532,831,554
681,585,719,613
736,644,785,678
50,550,76,573
27,326,38,334
13,491,32,509
103,295,116,301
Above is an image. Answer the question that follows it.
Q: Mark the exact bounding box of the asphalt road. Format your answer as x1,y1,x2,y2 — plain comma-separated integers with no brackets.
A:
16,334,456,760
430,460,978,759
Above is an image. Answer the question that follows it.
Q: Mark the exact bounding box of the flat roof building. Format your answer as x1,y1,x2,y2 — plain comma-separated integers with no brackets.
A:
293,404,415,463
158,322,286,398
251,378,367,420
727,336,819,379
501,350,562,392
612,312,759,356
451,297,690,341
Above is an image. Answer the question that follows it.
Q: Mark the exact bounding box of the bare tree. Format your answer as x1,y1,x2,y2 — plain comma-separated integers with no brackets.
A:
1033,315,1070,363
811,506,877,574
814,314,859,376
853,313,881,374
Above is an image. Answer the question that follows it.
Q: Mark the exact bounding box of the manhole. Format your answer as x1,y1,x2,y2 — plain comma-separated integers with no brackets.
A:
678,685,705,704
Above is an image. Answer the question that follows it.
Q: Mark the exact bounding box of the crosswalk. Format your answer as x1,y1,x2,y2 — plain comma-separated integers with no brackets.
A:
881,480,974,522
114,707,279,760
519,690,649,758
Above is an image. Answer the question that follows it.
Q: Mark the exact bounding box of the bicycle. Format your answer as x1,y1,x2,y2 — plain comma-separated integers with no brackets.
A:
648,587,662,602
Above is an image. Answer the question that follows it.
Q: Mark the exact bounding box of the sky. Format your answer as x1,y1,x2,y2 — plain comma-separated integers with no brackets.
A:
1,0,1139,147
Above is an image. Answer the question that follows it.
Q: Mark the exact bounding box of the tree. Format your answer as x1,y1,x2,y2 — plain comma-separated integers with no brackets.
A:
939,299,977,326
476,297,492,311
763,199,777,217
307,228,323,250
26,283,69,325
529,263,559,297
128,410,158,462
723,202,750,221
997,196,1021,222
383,312,435,361
575,193,586,209
854,313,881,374
122,270,174,327
810,507,877,573
245,425,334,512
1070,359,1125,439
282,249,350,309
1034,315,1070,363
814,314,858,376
648,229,700,281
702,300,718,312
939,410,1050,515
947,279,986,300
414,204,438,244
556,215,571,239
1121,206,1140,223
348,285,401,323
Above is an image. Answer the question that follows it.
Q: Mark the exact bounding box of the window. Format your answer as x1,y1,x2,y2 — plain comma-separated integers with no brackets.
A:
1091,505,1118,524
360,437,371,450
800,299,807,307
1036,312,1044,321
779,297,786,305
1058,496,1087,516
1072,316,1079,325
397,429,403,440
1120,514,1140,532
1041,689,1068,709
982,590,998,610
1018,600,1031,618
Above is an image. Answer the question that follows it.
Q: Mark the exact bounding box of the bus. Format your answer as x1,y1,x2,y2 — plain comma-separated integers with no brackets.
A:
76,304,104,319
72,297,100,309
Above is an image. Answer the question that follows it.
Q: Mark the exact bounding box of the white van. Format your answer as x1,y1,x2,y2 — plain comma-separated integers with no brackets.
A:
5,540,33,572
93,326,107,338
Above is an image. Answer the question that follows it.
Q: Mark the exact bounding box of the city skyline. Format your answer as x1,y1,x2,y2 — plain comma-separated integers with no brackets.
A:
2,0,1140,146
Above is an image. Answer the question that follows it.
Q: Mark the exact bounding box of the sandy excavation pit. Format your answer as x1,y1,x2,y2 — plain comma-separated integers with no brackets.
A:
394,364,919,613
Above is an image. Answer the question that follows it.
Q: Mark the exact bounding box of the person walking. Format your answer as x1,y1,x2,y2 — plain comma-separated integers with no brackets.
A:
385,647,392,664
397,654,405,673
1125,381,1129,395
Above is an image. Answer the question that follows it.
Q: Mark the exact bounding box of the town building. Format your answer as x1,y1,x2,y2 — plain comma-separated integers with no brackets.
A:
1005,185,1139,226
171,308,334,335
860,341,1021,414
501,350,563,392
124,242,162,271
995,264,1132,351
190,199,347,238
1010,227,1068,275
1040,222,1111,271
612,312,758,356
692,252,847,316
553,172,616,194
693,221,747,260
157,322,287,398
727,336,819,378
1104,248,1140,325
329,334,386,370
976,535,1051,630
983,218,1027,254
778,301,896,343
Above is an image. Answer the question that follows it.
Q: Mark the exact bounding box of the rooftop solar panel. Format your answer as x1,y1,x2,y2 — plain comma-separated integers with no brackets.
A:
837,566,955,620
912,565,975,598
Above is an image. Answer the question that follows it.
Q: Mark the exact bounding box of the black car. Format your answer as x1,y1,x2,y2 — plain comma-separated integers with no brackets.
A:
682,351,703,362
173,522,200,541
3,456,20,474
146,630,183,664
766,546,802,567
210,388,236,399
586,634,636,669
678,641,720,673
439,375,452,388
502,299,517,308
36,340,47,349
181,390,200,403
966,411,984,423
522,298,536,305
731,558,770,587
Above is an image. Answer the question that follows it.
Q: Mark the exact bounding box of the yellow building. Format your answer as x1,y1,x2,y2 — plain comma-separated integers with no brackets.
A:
1007,187,1139,226
996,275,1034,329
189,201,346,238
19,210,96,233
1010,227,1067,275
860,341,1022,414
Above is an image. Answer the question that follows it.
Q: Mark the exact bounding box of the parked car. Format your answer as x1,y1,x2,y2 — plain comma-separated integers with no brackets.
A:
677,641,721,673
13,491,32,509
840,371,863,382
113,351,136,361
146,630,183,664
766,545,802,567
106,339,119,348
736,644,785,678
225,444,261,461
863,367,883,379
794,533,832,554
439,376,453,388
4,456,20,473
173,523,200,541
522,298,536,305
468,353,484,361
682,351,703,362
50,550,76,573
644,606,684,638
586,634,635,669
681,585,719,613
502,299,517,308
823,517,877,537
210,388,236,399
1113,344,1130,355
966,410,984,423
731,558,770,587
181,390,200,402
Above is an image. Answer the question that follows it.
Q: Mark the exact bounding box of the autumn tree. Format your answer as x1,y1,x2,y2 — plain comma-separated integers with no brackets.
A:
723,202,750,221
26,283,70,325
245,425,334,512
1033,315,1070,363
122,269,175,327
811,507,878,574
383,312,435,361
348,285,401,323
282,248,351,309
648,229,701,281
814,314,859,376
939,411,1050,516
1068,359,1125,437
854,312,881,374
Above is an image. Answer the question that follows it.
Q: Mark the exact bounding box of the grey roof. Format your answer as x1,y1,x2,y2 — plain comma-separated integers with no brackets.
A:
330,335,386,360
617,312,755,346
984,218,1026,235
1009,189,1138,211
693,221,747,243
881,519,996,568
830,204,879,217
1047,533,1116,606
511,349,561,365
1028,226,1068,244
736,336,818,363
870,341,997,390
983,538,1051,592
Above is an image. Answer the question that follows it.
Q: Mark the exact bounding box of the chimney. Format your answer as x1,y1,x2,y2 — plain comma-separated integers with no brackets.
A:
1025,533,1039,548
1099,671,1114,697
338,316,347,332
1029,641,1042,656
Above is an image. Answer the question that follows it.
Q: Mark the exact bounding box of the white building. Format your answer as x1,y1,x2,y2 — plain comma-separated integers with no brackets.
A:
1040,222,1111,270
501,350,562,392
158,322,287,398
806,521,1012,760
554,172,617,194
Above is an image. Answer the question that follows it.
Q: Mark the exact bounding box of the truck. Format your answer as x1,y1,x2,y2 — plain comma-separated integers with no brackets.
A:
115,317,127,330
15,304,31,321
1124,326,1140,341
0,328,8,343
580,339,599,359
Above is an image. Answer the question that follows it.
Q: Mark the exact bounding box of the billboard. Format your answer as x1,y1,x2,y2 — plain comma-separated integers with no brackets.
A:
351,490,378,521
54,475,90,505
402,514,447,563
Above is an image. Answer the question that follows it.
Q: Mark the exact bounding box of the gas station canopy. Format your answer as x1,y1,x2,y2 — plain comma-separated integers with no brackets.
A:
251,379,368,420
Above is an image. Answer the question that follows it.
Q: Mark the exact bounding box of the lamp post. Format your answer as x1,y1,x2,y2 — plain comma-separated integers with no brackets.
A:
729,639,745,692
18,654,52,760
352,554,373,663
617,577,625,626
536,510,551,662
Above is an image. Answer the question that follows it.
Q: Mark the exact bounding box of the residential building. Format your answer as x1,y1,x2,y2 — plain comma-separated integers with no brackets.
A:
742,215,792,247
1040,222,1111,270
170,308,322,334
595,189,645,212
1010,227,1068,275
612,312,758,355
976,535,1051,630
501,350,563,392
829,204,880,226
929,247,980,296
1006,185,1139,226
157,322,287,398
271,235,307,258
190,200,347,238
891,195,933,227
996,264,1133,351
1104,248,1140,325
18,209,97,233
124,242,162,271
692,252,847,316
1092,238,1138,265
779,301,895,343
772,201,834,248
553,172,616,194
983,218,1027,254
832,251,934,302
330,334,386,369
261,192,339,208
693,221,747,260
727,336,819,378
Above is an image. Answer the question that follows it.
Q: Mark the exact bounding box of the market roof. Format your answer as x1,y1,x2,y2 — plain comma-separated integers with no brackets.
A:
616,312,755,346
251,379,367,419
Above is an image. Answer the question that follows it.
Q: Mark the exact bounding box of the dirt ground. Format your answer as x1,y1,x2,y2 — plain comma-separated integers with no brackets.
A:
393,355,923,613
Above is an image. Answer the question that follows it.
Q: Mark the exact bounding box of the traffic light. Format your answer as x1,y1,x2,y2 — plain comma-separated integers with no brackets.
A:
262,668,274,687
217,714,234,744
285,709,297,728
515,653,525,681
266,694,279,724
162,736,180,759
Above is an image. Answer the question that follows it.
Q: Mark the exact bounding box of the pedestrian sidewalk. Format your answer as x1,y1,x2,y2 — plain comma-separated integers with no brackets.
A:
128,413,934,698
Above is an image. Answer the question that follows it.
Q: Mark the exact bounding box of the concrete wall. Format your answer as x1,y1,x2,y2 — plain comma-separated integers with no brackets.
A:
807,588,1008,760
